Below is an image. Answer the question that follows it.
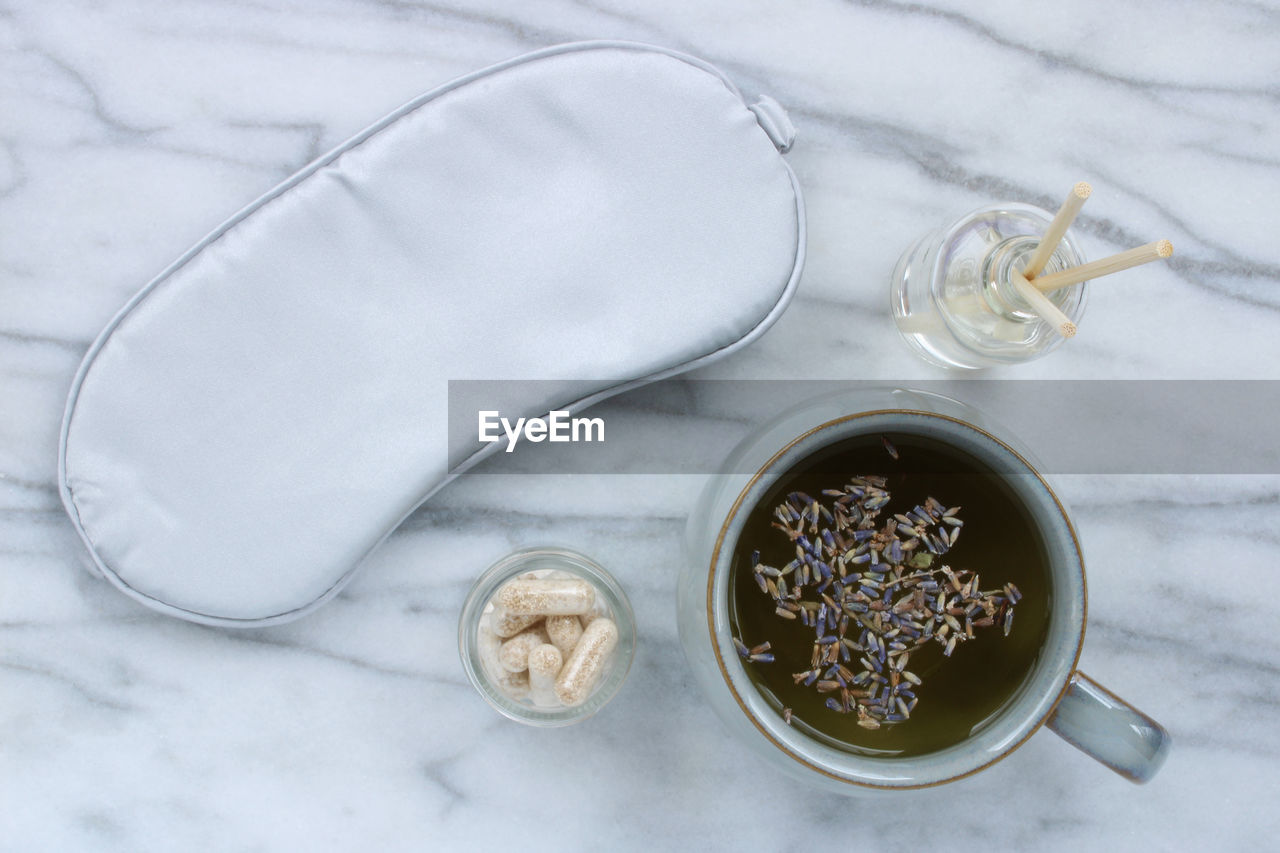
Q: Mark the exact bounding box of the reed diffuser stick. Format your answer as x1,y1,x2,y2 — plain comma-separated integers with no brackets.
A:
1031,240,1174,293
1022,182,1092,279
1011,271,1077,338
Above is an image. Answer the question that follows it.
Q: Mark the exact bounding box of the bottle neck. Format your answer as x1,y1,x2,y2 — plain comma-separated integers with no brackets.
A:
980,235,1045,321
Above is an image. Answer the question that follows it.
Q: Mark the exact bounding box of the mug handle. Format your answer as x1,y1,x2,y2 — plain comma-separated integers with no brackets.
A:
1046,671,1171,783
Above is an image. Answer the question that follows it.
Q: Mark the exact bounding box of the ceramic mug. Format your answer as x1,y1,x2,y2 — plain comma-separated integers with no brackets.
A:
677,386,1170,794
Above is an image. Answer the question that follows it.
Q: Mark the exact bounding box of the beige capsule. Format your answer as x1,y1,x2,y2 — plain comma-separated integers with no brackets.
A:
546,614,584,657
496,577,595,616
498,624,551,673
528,643,563,685
480,621,530,698
527,643,563,707
554,617,619,707
490,606,544,638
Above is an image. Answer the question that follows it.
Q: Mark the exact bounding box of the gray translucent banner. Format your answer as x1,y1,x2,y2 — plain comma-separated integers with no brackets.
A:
447,380,1280,475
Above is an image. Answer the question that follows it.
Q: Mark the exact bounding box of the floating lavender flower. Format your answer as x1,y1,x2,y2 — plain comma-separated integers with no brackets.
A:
736,472,1019,727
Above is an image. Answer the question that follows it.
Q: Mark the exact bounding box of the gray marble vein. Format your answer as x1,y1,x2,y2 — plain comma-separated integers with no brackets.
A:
2,0,1279,850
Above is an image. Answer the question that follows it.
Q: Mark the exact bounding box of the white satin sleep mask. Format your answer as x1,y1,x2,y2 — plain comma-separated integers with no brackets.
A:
58,41,805,626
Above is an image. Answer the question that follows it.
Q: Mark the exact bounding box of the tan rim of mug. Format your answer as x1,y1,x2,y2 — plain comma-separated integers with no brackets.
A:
705,409,1087,790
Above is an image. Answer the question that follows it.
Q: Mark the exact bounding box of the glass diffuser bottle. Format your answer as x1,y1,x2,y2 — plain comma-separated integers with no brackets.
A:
890,202,1088,370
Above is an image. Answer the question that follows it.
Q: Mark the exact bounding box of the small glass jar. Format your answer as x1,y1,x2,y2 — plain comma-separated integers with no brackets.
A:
459,546,636,726
890,202,1088,369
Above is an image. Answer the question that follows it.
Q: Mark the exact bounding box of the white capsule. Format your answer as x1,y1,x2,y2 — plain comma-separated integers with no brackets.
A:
477,622,504,679
555,617,619,707
496,668,530,700
527,643,563,707
490,606,544,638
496,577,596,616
546,614,584,657
498,624,550,673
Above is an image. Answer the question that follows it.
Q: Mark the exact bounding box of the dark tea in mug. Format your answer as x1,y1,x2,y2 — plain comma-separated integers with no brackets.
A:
728,429,1052,757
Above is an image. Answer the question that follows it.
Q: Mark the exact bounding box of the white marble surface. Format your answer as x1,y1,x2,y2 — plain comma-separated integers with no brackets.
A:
3,1,1279,849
